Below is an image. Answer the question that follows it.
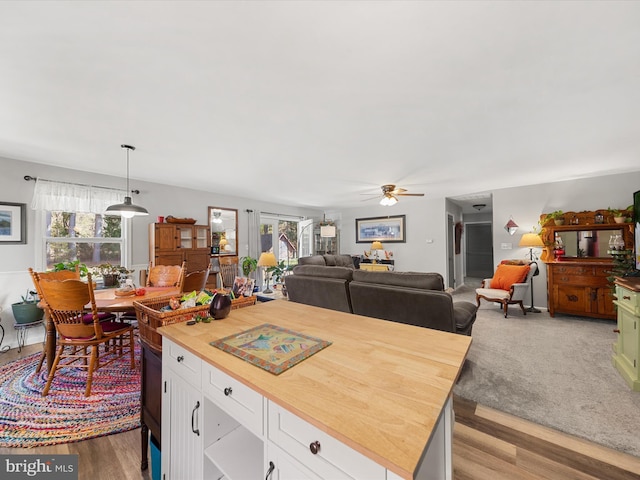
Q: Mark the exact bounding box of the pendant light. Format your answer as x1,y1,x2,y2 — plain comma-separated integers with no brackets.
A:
106,144,149,218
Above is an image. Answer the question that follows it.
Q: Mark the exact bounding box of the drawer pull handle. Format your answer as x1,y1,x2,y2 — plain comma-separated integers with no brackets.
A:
309,440,321,455
623,295,631,300
224,387,233,396
191,400,200,436
177,355,184,363
614,329,620,333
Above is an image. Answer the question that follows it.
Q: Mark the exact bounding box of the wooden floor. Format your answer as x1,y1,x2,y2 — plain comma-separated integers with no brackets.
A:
2,344,640,479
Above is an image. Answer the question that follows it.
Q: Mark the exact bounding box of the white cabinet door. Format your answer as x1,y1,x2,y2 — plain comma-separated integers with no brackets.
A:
164,372,203,480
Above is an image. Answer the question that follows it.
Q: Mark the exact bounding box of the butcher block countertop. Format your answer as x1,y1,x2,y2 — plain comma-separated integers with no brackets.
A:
159,299,471,479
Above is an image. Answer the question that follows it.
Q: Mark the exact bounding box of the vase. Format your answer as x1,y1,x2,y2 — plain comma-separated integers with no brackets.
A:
209,293,232,320
11,302,44,324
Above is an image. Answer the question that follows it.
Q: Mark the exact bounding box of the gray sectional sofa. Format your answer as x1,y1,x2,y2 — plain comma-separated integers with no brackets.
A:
284,257,477,336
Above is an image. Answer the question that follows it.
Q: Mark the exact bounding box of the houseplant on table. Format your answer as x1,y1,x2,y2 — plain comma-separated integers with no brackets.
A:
11,290,44,324
240,256,259,292
91,264,132,287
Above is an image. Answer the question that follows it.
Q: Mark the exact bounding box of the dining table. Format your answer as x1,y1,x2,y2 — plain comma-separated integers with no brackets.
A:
41,286,180,373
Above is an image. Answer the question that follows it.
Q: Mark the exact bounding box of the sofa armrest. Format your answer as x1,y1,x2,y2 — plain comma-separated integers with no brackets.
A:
453,301,478,336
481,278,493,288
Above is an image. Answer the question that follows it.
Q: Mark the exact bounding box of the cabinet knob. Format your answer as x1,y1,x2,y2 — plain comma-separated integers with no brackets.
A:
623,295,631,300
224,387,232,396
309,440,321,455
613,329,620,333
177,355,184,363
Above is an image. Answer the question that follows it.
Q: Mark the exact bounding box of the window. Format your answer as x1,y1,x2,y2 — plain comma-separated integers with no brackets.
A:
44,211,124,270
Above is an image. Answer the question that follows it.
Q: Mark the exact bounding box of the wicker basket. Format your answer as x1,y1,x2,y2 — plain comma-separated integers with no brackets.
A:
134,295,210,353
231,295,257,309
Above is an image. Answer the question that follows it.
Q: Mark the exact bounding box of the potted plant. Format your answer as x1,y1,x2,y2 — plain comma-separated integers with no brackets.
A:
607,206,633,223
240,256,258,278
11,290,44,324
267,261,292,285
91,264,132,287
544,210,565,226
53,260,88,277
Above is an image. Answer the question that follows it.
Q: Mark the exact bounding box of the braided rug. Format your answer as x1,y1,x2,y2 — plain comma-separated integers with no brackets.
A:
0,344,141,447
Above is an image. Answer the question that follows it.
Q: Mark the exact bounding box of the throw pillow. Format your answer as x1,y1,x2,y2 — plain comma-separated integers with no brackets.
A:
492,264,530,290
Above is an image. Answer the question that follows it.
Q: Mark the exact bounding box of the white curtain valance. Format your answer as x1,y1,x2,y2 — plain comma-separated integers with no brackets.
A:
31,179,126,214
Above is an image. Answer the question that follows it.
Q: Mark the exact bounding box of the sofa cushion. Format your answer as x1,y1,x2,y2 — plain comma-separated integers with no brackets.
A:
491,264,530,290
292,265,354,280
352,270,444,291
323,254,355,268
298,255,327,266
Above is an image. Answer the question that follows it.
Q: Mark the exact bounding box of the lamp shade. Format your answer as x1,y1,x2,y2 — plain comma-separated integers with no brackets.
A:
371,241,384,251
106,144,148,218
257,252,277,267
519,233,544,248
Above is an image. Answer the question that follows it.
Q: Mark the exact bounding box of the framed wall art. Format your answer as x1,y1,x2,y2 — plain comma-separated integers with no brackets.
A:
0,202,26,244
356,215,405,243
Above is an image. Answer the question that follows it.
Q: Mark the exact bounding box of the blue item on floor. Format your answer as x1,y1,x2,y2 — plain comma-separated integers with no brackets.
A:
150,434,160,480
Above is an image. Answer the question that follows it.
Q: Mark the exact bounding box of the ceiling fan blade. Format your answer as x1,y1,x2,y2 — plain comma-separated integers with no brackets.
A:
390,188,407,194
360,196,380,202
396,193,425,197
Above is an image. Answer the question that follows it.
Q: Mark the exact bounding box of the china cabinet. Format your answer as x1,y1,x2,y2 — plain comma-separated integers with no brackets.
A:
149,223,210,273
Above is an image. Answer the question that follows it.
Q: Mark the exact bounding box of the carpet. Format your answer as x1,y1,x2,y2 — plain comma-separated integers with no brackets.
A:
452,282,640,458
0,345,141,448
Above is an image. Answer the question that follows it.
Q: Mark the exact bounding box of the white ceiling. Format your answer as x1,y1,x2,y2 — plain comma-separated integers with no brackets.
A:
1,1,639,209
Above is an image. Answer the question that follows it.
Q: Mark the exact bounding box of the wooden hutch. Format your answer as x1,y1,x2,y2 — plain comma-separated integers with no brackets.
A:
540,209,634,320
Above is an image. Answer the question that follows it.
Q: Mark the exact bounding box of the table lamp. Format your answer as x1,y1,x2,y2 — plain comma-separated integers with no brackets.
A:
519,232,544,313
257,252,277,293
370,241,384,263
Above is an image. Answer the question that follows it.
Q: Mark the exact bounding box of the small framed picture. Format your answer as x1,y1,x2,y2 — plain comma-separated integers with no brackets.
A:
0,202,26,244
232,277,255,297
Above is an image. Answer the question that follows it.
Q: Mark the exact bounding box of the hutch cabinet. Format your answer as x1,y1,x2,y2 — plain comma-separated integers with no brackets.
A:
540,211,634,320
613,277,640,391
149,223,210,273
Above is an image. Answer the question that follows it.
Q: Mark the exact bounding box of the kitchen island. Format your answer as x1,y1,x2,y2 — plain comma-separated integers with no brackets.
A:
159,299,471,480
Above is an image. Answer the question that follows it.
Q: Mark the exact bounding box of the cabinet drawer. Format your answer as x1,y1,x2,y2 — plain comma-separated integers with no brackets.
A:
268,401,385,480
616,286,640,316
553,265,593,276
163,340,201,387
202,363,264,437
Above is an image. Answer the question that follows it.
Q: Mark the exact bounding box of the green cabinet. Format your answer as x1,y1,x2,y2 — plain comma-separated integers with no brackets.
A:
613,279,640,391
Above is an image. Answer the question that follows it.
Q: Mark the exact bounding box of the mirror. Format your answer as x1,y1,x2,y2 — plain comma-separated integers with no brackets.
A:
555,229,623,258
208,207,238,256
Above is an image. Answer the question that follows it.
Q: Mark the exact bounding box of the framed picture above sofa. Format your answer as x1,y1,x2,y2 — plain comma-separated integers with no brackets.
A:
356,215,405,243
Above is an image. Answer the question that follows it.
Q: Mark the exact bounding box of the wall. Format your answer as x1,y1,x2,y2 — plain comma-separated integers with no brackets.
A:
0,156,323,349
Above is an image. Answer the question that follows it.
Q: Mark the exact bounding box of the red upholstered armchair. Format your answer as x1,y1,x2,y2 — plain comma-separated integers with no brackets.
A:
475,260,537,318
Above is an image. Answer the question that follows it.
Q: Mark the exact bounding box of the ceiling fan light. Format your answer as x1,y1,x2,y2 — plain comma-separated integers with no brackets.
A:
380,194,398,206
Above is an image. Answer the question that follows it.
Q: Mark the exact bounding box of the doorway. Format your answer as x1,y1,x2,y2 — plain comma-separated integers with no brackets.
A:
465,222,493,279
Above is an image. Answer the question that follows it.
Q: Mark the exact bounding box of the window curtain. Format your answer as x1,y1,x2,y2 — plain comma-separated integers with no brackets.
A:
31,179,125,214
247,209,262,287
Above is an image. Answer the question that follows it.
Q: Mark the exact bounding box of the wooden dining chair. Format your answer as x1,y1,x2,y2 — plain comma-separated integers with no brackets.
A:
29,267,117,373
146,261,186,290
218,256,239,290
182,263,211,293
33,272,135,397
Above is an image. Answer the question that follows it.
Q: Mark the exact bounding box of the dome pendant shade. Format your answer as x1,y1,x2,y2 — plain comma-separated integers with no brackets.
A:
106,196,148,218
106,144,148,218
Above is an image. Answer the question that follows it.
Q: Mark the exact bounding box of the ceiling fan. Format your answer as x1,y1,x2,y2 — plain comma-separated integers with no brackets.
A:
362,184,425,206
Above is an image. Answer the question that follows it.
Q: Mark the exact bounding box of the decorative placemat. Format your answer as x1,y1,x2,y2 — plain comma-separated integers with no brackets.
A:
210,323,332,375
